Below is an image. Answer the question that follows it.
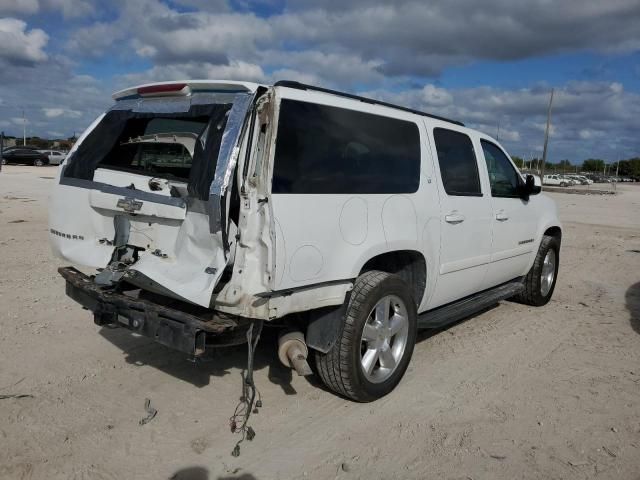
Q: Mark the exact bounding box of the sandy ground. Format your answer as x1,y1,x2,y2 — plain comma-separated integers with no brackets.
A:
1,166,639,480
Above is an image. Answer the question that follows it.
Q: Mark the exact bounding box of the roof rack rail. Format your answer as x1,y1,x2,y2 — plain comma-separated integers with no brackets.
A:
274,80,464,127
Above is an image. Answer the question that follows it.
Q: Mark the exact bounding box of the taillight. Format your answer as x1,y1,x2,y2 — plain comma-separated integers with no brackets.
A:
137,83,189,96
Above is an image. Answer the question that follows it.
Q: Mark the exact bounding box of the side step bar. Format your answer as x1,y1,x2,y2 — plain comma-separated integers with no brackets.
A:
418,279,524,330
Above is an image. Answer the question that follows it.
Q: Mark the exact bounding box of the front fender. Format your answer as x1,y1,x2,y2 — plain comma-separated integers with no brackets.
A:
525,193,562,272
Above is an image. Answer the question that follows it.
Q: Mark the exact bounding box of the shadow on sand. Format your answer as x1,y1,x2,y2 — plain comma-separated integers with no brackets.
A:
98,325,297,394
169,466,258,480
415,303,499,343
626,281,640,335
98,302,502,394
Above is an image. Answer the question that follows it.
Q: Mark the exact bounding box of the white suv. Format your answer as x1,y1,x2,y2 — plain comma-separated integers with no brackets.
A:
50,80,562,401
38,150,67,166
543,174,572,187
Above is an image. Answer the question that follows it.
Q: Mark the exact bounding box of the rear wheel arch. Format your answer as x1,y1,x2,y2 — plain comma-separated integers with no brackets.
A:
314,270,418,401
358,250,427,308
305,250,426,356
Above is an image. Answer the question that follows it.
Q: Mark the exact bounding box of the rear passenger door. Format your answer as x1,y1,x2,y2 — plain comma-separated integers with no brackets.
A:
427,127,493,308
478,139,538,286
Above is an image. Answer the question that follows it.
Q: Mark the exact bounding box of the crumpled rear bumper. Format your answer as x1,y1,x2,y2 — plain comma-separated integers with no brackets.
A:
59,266,244,356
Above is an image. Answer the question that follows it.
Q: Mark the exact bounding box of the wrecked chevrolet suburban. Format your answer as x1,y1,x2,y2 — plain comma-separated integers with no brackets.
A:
50,80,562,402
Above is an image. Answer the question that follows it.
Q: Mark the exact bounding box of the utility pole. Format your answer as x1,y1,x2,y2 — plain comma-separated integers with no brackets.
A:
23,109,26,146
539,88,555,184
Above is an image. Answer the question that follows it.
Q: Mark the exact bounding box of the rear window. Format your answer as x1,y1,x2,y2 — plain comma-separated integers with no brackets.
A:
62,104,232,200
272,99,421,194
100,117,208,181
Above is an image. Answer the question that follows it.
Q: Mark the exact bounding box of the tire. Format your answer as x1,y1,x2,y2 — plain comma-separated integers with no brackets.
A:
34,158,44,167
1,158,6,165
314,270,417,402
560,182,567,187
514,235,560,306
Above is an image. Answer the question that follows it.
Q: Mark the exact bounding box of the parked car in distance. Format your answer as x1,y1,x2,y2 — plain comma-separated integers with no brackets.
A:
586,174,607,183
38,150,67,165
51,79,562,402
1,147,49,166
567,175,589,185
543,174,571,186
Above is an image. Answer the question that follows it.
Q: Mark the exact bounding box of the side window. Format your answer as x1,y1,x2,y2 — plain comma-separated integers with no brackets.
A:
433,128,482,196
481,140,522,197
272,99,421,194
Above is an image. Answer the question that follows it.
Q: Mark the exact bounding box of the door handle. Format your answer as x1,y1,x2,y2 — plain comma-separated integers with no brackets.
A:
445,212,466,224
495,212,509,221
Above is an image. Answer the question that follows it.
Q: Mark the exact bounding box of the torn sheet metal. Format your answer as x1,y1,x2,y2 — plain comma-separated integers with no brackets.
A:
207,93,255,234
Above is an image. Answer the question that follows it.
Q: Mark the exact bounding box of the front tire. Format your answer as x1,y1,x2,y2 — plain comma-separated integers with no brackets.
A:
514,235,560,306
314,271,417,402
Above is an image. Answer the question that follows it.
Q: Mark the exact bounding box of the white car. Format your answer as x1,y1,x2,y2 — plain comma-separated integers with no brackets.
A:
50,80,562,401
543,174,572,187
38,150,67,165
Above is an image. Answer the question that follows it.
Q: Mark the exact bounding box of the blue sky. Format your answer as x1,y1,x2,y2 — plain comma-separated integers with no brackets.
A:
1,0,639,163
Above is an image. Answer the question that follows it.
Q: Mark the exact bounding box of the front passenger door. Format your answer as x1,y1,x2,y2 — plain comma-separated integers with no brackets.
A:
480,139,538,287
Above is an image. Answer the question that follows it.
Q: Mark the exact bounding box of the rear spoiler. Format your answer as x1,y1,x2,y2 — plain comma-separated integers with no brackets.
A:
112,80,262,100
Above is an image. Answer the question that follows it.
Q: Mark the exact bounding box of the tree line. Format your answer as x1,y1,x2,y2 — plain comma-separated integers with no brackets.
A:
511,156,640,177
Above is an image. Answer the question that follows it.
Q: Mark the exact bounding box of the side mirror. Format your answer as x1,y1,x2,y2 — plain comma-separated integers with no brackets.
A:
520,174,541,200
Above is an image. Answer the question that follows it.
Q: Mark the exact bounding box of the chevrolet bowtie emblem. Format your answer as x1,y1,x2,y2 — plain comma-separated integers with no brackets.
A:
116,197,143,213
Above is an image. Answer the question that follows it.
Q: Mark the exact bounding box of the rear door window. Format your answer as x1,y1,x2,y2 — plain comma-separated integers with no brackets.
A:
433,128,482,196
272,99,421,194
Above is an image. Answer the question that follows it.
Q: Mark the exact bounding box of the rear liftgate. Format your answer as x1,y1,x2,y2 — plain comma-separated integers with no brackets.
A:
51,86,258,355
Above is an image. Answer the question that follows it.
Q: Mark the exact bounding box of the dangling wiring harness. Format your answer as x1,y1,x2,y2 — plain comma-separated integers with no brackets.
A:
229,320,264,457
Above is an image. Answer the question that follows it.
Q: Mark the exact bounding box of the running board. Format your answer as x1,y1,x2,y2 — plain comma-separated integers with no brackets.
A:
418,279,524,330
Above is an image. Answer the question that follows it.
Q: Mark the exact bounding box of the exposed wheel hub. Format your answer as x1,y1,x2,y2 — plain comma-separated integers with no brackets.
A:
359,295,409,383
540,249,556,297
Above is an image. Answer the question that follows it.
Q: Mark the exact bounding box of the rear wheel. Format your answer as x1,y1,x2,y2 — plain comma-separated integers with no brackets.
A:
314,270,417,402
1,158,6,165
33,158,44,167
514,235,560,306
560,182,567,187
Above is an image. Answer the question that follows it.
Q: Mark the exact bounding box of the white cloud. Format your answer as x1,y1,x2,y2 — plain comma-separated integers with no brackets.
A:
118,60,265,87
42,0,95,18
0,0,39,15
43,108,82,118
3,0,640,163
0,0,95,18
66,22,126,57
264,50,385,87
497,129,521,142
0,18,48,65
362,81,639,161
421,85,453,107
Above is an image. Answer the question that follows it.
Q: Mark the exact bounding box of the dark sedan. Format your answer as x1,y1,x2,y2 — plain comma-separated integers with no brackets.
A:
1,147,49,166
